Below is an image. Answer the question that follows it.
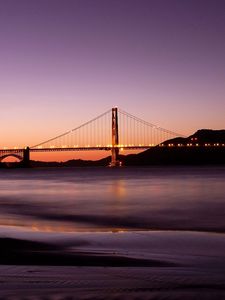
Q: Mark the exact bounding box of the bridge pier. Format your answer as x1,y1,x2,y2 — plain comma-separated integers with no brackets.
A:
111,107,120,167
22,147,30,167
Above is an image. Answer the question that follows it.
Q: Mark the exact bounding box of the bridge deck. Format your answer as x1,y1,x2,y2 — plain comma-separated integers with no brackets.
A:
0,144,225,154
0,146,152,154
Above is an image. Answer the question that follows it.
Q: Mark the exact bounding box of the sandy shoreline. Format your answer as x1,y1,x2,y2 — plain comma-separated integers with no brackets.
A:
1,265,225,300
0,229,225,299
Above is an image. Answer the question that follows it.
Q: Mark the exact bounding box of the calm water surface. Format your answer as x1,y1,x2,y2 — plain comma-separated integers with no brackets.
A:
0,166,224,233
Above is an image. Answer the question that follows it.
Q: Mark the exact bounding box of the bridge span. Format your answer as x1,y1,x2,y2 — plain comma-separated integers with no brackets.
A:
0,107,187,166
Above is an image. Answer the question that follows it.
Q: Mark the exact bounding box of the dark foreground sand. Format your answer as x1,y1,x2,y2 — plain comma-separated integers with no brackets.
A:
0,229,225,299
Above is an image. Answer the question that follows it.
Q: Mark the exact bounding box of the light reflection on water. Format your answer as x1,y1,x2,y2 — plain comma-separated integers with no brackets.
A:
0,166,225,233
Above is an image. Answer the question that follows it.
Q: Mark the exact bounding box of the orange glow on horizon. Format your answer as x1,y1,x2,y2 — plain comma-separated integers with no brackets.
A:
31,151,110,162
30,149,142,162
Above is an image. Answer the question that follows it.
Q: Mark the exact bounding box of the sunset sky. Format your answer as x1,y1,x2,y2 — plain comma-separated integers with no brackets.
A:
1,0,225,161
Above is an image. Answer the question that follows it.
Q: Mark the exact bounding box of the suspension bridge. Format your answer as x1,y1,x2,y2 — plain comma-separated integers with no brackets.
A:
0,107,185,167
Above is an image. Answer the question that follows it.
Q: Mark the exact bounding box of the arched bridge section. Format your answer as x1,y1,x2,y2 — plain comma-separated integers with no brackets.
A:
0,148,30,167
0,153,23,162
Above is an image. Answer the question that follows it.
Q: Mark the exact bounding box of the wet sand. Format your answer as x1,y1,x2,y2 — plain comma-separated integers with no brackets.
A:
0,228,225,299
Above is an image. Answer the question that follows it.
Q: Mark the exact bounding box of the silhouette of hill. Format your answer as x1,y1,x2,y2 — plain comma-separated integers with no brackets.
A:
125,129,225,165
163,129,225,145
30,156,113,168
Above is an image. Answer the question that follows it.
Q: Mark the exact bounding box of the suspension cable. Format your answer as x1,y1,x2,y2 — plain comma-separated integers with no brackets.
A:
31,109,112,148
118,108,186,138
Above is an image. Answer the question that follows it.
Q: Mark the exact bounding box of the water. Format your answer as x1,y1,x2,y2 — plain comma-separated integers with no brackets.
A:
0,166,225,233
1,166,225,299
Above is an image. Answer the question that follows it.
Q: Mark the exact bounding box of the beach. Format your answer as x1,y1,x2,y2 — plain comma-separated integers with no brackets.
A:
1,229,225,299
0,167,225,299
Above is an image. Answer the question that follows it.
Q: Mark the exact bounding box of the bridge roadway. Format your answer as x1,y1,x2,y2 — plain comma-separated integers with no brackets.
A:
0,143,225,155
0,146,153,154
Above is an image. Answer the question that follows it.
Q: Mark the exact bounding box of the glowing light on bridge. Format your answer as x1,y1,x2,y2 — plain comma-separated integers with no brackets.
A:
29,108,184,152
0,107,188,165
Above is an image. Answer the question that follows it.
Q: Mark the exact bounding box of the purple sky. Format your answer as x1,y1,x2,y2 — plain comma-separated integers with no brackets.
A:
1,0,225,152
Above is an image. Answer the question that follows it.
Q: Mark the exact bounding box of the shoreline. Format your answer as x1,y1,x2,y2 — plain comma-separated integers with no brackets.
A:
1,228,225,265
0,229,225,299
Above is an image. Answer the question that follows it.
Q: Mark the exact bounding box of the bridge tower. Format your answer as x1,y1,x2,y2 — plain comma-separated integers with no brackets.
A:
111,107,120,167
23,147,30,167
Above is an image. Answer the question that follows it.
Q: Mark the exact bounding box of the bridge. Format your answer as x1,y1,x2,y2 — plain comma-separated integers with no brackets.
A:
0,107,193,167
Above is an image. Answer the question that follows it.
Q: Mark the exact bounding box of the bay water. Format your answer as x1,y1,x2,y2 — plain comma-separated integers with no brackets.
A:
0,166,224,233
